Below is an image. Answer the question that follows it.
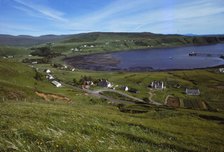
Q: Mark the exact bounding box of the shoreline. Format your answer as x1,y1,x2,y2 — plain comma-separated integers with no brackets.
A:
63,43,224,72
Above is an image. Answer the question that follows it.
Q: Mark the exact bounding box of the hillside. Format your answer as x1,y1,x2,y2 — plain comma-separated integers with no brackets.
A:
0,34,71,46
63,32,224,45
0,59,224,151
0,32,224,47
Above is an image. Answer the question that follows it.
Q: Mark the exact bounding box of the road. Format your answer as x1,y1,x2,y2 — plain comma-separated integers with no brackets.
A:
148,91,162,106
63,82,162,106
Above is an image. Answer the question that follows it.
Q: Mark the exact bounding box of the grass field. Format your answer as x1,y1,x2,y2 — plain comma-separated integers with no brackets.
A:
0,58,224,151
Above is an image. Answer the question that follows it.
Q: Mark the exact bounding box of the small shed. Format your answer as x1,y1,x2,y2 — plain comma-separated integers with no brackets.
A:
52,81,62,87
185,88,200,96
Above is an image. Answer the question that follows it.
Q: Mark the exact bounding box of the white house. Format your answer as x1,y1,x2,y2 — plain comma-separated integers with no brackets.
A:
185,88,200,96
98,79,112,88
31,61,38,64
46,74,54,80
150,81,165,89
45,69,51,74
51,80,62,87
219,68,224,73
121,86,129,91
124,86,129,91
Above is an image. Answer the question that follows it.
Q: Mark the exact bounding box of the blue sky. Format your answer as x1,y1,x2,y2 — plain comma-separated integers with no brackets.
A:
0,0,224,36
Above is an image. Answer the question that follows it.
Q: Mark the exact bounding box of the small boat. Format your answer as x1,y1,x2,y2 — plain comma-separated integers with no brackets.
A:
189,51,197,56
169,57,173,60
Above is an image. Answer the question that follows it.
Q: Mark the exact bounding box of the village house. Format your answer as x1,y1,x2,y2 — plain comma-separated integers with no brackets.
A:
51,80,62,87
219,68,224,73
84,81,94,86
150,81,165,89
121,86,129,91
44,69,51,74
7,55,14,58
98,79,112,88
185,88,200,96
46,74,54,80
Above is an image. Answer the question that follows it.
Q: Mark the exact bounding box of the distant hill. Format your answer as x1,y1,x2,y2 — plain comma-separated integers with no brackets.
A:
0,34,71,46
62,32,224,46
0,32,224,47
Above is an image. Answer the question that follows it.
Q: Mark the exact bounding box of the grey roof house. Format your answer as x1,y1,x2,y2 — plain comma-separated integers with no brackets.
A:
185,88,200,96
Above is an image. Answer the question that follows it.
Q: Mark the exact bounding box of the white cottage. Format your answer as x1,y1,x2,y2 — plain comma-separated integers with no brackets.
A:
51,81,62,87
45,69,51,74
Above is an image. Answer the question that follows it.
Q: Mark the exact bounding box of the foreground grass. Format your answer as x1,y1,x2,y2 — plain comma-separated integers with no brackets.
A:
0,100,224,152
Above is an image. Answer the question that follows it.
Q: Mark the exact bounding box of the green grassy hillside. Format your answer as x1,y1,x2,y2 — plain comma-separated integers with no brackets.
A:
0,60,224,151
1,32,224,57
0,46,30,56
49,32,224,56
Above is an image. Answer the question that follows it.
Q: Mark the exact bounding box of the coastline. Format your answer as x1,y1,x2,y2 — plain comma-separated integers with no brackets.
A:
64,43,224,72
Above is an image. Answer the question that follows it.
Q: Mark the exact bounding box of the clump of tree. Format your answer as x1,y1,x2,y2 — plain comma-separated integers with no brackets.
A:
22,58,50,64
30,46,61,58
79,75,93,85
34,70,43,81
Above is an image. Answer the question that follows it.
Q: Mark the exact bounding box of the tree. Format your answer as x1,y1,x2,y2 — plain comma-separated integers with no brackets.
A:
73,78,78,85
34,70,43,81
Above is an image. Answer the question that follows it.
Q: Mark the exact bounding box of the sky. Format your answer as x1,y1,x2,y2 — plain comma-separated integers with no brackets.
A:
0,0,224,36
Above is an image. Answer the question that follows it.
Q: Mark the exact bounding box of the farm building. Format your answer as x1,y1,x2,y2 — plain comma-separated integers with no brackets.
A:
185,88,200,96
98,79,112,88
150,81,165,89
51,81,62,87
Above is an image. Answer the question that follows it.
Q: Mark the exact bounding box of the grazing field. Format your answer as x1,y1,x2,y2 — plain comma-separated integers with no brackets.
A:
183,99,207,110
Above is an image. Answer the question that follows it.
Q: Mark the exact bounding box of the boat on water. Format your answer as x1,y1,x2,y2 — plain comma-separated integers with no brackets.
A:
189,51,197,56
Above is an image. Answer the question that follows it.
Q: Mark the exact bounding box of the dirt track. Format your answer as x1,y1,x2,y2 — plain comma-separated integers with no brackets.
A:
35,91,71,102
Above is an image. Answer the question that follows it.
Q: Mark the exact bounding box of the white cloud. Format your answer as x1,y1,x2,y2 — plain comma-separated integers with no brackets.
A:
3,0,224,35
13,0,67,22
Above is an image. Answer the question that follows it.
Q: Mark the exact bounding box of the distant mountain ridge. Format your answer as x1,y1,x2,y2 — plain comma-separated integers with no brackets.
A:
0,34,72,46
0,32,224,47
